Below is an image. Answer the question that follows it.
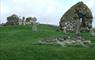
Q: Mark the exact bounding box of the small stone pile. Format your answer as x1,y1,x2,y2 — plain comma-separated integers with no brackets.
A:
33,36,92,47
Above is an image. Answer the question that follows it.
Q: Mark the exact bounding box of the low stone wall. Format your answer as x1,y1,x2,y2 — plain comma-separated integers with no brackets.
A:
33,36,92,47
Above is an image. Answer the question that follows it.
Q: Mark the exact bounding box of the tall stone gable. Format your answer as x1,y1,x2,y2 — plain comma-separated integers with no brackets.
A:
59,2,93,32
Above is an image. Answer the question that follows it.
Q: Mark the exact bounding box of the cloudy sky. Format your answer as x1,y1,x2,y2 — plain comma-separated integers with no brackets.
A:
0,0,95,27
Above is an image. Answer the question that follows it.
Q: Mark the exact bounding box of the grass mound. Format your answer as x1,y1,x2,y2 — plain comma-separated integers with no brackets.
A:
0,24,95,60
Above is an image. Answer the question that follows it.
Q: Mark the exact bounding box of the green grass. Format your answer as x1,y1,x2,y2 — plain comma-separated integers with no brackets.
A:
0,24,95,60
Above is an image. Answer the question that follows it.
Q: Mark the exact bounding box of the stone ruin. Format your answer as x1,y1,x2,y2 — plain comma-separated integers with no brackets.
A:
6,14,38,31
6,14,19,25
6,14,37,26
31,17,37,31
59,2,93,32
91,28,95,36
19,17,37,31
33,2,94,47
19,17,37,26
18,17,26,25
33,36,92,47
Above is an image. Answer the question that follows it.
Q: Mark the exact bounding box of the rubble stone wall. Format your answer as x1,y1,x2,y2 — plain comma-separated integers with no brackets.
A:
59,2,93,32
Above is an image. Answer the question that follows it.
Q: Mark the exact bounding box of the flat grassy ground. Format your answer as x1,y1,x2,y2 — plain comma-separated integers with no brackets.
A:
0,24,95,60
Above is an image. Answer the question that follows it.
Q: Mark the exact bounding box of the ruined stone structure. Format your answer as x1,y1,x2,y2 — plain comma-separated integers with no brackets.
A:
59,2,93,32
25,17,37,25
18,19,24,25
6,14,19,25
91,28,95,36
33,36,92,47
31,17,37,31
6,14,37,26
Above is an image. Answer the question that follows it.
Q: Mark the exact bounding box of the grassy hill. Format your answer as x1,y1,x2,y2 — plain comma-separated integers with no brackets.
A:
0,24,95,60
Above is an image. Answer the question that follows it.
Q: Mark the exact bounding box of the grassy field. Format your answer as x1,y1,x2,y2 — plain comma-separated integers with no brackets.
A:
0,24,95,60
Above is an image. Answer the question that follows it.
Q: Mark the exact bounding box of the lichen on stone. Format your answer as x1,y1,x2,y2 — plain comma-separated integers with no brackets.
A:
59,1,93,32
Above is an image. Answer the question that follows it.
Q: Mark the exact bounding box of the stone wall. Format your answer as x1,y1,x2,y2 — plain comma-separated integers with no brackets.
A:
59,2,93,32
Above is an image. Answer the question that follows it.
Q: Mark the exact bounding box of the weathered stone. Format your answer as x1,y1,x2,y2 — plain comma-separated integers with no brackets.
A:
32,17,37,31
59,1,93,32
6,14,19,25
91,28,95,36
33,36,92,47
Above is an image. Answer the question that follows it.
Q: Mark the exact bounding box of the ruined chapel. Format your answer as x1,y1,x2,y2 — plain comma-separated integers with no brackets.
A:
59,2,93,32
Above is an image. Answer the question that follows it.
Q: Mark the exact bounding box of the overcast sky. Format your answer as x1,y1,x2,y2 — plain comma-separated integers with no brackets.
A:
0,0,95,27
